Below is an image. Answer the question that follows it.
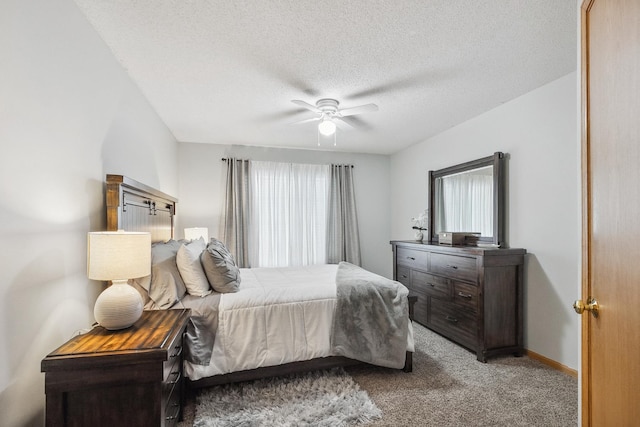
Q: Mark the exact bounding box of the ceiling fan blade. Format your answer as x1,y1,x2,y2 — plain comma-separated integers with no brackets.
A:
255,109,308,123
337,115,371,130
345,69,449,99
338,103,379,117
291,116,321,125
333,117,352,131
291,100,321,113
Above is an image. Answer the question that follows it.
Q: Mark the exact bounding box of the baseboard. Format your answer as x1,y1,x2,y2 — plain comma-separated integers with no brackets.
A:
525,349,577,378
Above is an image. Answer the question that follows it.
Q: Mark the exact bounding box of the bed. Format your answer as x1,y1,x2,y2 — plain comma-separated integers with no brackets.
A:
105,174,415,388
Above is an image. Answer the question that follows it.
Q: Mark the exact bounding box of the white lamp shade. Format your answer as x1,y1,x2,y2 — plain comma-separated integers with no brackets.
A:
318,119,336,136
87,231,150,330
184,227,209,242
87,231,151,280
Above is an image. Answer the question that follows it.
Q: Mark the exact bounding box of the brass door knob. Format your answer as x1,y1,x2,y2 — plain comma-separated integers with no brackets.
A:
573,297,599,318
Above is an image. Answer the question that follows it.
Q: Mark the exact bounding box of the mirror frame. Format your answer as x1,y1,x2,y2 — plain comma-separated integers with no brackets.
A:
428,152,505,246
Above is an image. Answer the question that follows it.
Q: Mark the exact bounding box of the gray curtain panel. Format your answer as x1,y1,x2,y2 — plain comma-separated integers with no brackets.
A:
327,164,361,265
223,158,251,267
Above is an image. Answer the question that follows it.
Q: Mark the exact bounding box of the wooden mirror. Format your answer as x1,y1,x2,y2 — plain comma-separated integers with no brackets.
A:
428,152,505,246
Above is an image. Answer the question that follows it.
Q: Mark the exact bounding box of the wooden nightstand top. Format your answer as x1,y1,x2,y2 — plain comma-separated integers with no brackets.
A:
42,309,190,372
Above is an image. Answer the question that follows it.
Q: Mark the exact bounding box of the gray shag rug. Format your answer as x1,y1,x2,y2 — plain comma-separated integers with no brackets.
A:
191,368,381,427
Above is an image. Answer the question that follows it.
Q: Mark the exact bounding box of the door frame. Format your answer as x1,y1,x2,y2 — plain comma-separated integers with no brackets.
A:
580,0,594,424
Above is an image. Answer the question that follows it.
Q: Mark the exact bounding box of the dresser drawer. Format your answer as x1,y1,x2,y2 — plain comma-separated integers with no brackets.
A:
429,301,477,349
403,284,430,326
164,377,182,427
430,253,477,283
396,247,428,270
163,326,185,427
163,365,182,390
413,270,451,300
163,333,184,381
396,265,411,286
453,281,478,311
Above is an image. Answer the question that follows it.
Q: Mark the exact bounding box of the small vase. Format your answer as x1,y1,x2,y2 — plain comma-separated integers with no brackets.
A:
414,230,423,241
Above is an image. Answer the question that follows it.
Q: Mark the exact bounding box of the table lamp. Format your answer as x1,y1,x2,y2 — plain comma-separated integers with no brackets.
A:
87,231,151,330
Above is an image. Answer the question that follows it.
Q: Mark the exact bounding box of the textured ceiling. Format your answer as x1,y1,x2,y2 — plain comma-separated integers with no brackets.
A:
74,1,577,155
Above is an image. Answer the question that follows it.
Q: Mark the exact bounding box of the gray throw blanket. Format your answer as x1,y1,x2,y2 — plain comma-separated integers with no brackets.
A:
180,292,221,365
331,262,410,369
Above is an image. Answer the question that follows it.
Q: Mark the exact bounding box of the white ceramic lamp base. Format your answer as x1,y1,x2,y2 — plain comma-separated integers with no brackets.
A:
94,280,143,330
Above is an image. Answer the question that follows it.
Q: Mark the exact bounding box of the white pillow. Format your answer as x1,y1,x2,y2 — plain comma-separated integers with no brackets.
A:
176,237,212,297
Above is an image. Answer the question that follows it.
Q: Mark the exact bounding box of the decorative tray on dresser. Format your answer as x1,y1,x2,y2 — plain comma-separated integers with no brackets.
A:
391,240,525,362
41,308,190,427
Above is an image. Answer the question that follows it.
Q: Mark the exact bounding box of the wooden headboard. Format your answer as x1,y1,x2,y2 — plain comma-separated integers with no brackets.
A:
106,175,177,243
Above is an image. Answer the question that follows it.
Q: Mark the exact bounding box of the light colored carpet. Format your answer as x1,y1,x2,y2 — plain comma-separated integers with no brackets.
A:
180,323,578,426
189,368,381,426
346,323,578,426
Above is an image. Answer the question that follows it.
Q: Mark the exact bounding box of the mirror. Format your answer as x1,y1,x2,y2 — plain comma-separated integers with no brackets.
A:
428,152,505,246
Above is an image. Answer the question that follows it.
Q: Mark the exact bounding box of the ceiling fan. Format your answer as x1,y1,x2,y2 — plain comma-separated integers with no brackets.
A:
291,98,379,136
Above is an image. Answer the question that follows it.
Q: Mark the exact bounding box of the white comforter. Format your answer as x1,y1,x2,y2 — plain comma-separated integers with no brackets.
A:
184,264,337,380
183,264,414,381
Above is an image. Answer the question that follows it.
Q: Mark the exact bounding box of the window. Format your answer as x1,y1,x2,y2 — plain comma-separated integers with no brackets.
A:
249,161,330,267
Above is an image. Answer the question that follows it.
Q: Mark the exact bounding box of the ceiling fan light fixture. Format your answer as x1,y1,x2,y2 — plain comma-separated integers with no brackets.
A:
318,119,336,136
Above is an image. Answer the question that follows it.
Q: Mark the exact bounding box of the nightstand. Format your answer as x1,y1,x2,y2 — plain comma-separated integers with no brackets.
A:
41,309,191,427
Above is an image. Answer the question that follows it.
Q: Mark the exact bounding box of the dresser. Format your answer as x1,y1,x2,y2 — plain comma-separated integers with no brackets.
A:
41,309,190,427
391,241,525,362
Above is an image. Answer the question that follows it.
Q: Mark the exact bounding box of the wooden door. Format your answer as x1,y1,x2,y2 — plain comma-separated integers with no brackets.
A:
581,0,640,425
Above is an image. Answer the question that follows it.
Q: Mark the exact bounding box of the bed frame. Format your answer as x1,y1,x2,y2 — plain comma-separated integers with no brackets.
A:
105,174,414,388
106,174,177,242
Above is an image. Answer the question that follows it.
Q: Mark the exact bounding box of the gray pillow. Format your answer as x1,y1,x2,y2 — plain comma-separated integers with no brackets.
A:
134,240,188,308
201,238,240,293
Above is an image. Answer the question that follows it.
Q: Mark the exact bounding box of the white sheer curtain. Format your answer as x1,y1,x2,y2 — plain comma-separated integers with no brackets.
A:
249,161,330,267
440,173,493,235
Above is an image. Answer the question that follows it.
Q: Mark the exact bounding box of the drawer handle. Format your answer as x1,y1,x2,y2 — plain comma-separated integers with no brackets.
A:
165,403,181,421
446,315,458,323
171,345,183,358
457,292,472,299
446,264,459,270
167,371,182,385
401,274,408,279
427,282,436,287
406,256,416,261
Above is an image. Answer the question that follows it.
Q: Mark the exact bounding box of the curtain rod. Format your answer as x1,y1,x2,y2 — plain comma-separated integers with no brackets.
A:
221,158,353,167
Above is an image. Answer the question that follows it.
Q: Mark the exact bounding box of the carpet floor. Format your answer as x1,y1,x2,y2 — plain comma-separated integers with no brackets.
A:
180,323,578,426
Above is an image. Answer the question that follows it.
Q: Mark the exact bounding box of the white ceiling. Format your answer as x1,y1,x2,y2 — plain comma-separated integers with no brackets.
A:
74,1,577,155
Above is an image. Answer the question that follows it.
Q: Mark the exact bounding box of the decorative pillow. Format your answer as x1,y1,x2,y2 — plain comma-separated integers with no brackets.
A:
134,240,187,309
176,237,212,297
201,238,241,293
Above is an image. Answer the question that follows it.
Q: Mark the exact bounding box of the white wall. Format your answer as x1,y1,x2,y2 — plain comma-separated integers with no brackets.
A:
0,1,179,425
390,72,580,369
178,143,392,277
